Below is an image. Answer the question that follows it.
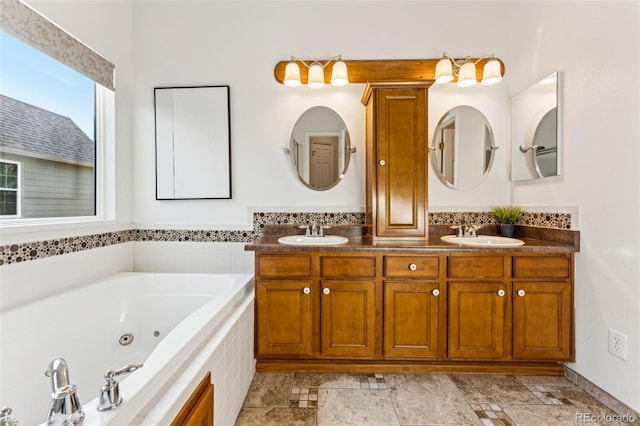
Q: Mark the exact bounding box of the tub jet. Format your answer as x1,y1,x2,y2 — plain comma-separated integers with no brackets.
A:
118,333,134,346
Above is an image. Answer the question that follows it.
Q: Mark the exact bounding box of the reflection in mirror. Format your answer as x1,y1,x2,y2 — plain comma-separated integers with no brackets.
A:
511,72,560,180
287,106,354,190
430,106,496,190
155,86,231,199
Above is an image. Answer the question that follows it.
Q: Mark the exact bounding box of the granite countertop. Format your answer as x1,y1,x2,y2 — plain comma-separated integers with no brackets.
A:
244,224,580,254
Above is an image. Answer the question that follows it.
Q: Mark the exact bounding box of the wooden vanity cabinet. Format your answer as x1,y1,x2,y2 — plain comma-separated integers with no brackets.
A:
446,253,574,362
512,254,574,361
382,255,443,359
255,253,377,359
362,82,430,240
320,255,377,357
446,255,510,360
255,254,313,357
253,250,575,369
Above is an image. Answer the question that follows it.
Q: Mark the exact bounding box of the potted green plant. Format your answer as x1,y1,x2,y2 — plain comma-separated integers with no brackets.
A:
491,205,523,237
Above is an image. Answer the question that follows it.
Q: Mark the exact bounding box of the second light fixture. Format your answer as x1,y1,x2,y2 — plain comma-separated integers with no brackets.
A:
435,52,502,87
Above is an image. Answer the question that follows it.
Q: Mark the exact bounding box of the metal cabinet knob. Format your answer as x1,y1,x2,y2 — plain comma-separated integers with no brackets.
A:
379,160,386,166
303,287,310,294
409,263,417,271
323,288,330,295
517,289,526,297
432,289,440,296
497,289,505,297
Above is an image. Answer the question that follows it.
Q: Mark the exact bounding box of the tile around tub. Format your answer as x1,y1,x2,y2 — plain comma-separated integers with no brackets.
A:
386,374,483,425
317,388,400,426
450,374,542,405
234,407,316,426
241,372,293,407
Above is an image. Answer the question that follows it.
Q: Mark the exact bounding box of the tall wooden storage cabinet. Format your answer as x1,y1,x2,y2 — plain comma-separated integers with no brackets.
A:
362,82,431,240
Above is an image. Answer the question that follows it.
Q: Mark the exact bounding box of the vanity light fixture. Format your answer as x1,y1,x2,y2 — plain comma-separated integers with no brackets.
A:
435,52,502,87
284,55,349,88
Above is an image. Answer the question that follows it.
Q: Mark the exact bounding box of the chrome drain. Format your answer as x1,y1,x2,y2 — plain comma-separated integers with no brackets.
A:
118,333,134,346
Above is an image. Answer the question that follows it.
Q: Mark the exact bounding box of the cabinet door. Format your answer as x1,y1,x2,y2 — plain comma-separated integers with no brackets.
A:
182,384,213,426
320,280,376,358
384,282,439,358
513,282,573,360
374,86,428,238
448,282,507,360
256,280,312,356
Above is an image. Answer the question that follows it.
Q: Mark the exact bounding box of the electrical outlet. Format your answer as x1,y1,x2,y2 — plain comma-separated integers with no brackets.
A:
608,329,627,360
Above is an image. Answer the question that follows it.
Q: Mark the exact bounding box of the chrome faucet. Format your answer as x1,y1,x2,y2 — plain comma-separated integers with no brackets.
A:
44,358,85,426
451,224,484,237
299,223,330,237
97,363,143,411
1,406,19,426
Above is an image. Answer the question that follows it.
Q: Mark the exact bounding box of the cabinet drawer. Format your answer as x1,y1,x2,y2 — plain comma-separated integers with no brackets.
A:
257,255,311,278
513,256,570,278
321,256,376,278
384,256,439,279
448,256,504,278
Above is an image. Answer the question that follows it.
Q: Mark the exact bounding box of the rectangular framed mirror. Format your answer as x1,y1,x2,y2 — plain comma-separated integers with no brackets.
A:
154,85,231,199
511,72,561,181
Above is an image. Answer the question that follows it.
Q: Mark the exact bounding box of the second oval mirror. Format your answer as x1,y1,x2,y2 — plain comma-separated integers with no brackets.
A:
288,106,353,190
431,106,496,190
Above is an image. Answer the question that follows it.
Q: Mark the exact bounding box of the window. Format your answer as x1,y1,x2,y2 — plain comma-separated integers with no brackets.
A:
0,0,116,227
0,31,97,219
0,160,20,217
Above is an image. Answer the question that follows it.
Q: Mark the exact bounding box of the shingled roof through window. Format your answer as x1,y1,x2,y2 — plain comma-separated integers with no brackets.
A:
0,94,94,165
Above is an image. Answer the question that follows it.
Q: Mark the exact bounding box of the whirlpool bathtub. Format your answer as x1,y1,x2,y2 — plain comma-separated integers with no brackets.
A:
0,272,255,425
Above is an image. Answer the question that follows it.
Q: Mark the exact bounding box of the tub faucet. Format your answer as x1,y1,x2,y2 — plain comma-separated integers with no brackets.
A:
44,358,85,426
97,363,143,411
1,406,19,426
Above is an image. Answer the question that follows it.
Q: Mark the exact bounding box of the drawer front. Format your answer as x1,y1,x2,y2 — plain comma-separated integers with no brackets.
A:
448,256,504,278
257,255,312,278
513,256,571,278
384,256,439,279
321,256,376,278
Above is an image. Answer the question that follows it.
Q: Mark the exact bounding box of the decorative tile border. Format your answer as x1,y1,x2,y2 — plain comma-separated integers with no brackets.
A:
0,230,131,266
0,210,572,266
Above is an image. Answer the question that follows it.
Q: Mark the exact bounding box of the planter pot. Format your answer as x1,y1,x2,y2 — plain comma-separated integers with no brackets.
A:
499,224,516,237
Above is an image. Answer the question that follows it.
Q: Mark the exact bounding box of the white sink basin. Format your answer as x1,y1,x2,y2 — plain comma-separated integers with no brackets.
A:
441,235,524,247
277,235,349,246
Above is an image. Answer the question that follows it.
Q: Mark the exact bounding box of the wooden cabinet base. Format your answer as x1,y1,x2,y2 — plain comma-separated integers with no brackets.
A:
255,359,564,376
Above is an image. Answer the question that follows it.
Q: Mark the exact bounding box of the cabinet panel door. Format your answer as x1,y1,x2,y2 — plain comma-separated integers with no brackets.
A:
256,280,312,356
321,280,376,358
513,282,573,360
375,87,427,238
384,282,439,358
448,282,507,360
182,384,213,426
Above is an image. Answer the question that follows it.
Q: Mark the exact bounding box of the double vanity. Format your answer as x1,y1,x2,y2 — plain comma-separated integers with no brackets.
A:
246,224,579,375
248,78,575,375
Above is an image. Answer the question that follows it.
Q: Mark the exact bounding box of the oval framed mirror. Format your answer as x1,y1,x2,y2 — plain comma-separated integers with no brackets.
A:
430,105,496,190
287,106,354,190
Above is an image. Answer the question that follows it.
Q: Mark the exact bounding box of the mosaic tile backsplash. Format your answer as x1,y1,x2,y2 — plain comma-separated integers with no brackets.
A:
0,210,571,266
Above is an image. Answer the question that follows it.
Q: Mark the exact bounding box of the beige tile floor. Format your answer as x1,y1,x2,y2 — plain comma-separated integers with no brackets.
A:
234,372,636,426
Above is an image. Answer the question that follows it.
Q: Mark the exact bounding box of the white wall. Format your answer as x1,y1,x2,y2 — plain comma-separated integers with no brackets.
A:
130,1,512,229
508,1,640,412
